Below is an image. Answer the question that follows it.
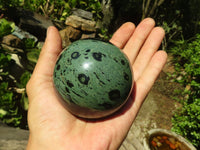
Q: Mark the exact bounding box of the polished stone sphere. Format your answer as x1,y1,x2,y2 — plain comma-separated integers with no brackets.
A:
53,39,133,119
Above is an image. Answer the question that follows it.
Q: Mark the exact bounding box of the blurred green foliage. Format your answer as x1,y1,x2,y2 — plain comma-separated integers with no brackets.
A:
0,19,15,38
0,53,21,127
170,34,200,148
0,18,37,128
0,0,102,21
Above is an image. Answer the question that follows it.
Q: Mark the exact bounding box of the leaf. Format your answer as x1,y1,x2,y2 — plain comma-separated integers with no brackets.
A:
70,0,77,8
0,109,7,116
27,48,41,64
0,19,15,38
20,95,29,111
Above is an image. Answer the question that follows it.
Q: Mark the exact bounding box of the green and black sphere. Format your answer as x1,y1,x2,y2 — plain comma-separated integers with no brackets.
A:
53,39,133,119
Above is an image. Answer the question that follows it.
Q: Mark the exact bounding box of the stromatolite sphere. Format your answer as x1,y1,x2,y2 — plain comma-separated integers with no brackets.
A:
53,39,133,119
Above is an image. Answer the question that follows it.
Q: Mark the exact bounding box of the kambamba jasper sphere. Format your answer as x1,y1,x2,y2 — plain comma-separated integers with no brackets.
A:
53,39,133,119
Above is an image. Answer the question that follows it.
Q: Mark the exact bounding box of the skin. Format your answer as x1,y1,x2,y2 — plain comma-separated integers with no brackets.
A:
26,18,167,150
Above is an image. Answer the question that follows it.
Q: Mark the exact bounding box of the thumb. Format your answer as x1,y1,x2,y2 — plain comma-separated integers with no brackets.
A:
32,26,62,78
26,26,62,100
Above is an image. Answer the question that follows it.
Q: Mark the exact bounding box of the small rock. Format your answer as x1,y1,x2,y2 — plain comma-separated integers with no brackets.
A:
11,54,24,68
2,34,22,48
59,29,71,48
1,43,23,53
65,15,82,29
12,26,38,42
72,8,93,20
65,15,96,32
68,26,82,40
81,33,96,39
81,22,96,32
18,9,54,41
176,76,182,81
14,88,26,94
9,54,25,81
59,26,82,48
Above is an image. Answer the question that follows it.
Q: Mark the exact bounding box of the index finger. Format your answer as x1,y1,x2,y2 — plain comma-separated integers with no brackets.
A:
109,22,135,49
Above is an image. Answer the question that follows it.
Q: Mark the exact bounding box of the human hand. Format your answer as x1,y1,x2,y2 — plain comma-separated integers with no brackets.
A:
26,18,167,150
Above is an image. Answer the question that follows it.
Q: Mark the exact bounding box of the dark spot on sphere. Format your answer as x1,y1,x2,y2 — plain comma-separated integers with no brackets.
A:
67,95,75,104
78,74,90,85
66,80,74,88
99,102,113,109
56,64,60,70
65,87,69,93
113,57,118,63
64,94,74,104
71,52,80,59
124,72,129,81
67,58,71,64
121,59,126,65
92,52,102,61
72,90,84,98
86,49,91,53
109,89,121,101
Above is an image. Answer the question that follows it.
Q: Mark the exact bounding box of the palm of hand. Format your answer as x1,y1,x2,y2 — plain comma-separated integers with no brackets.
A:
26,18,167,150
